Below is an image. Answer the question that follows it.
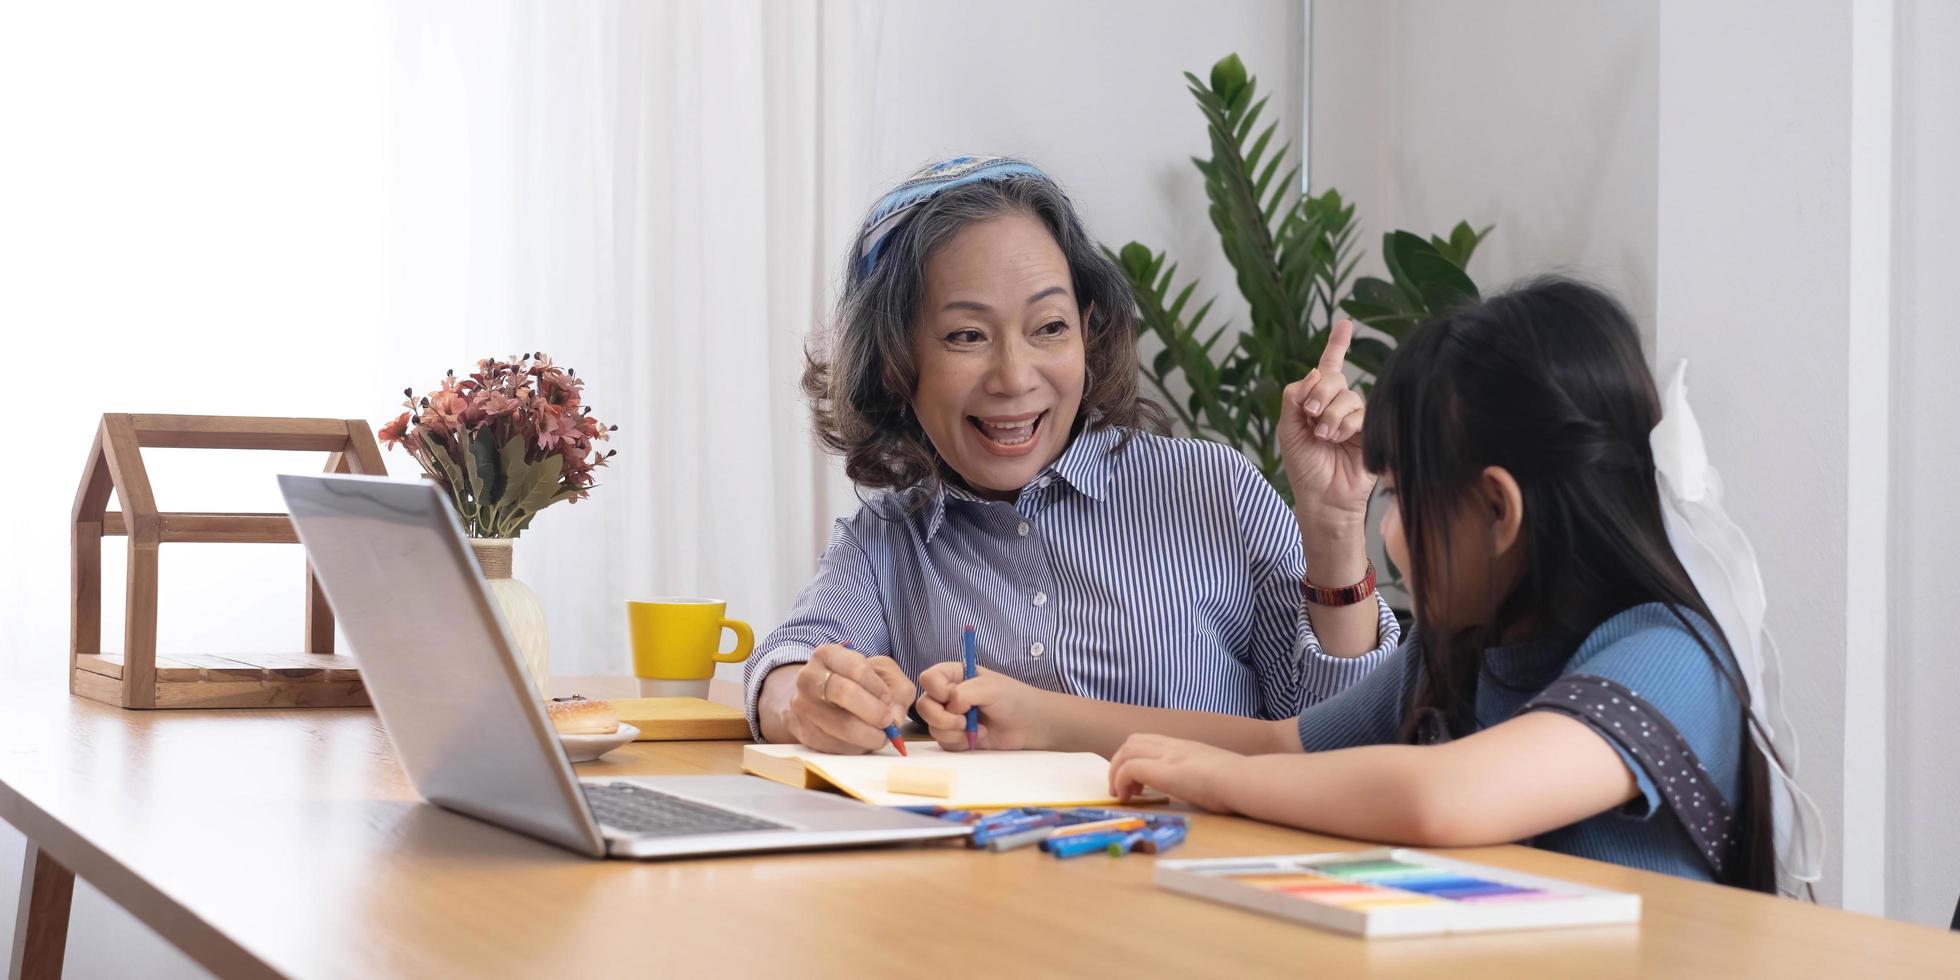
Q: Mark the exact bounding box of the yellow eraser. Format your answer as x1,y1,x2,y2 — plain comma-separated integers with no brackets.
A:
885,765,958,798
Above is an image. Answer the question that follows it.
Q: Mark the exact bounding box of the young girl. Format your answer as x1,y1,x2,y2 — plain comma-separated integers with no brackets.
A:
917,277,1779,890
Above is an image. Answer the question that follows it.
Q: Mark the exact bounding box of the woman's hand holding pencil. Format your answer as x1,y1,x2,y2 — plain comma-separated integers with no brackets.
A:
771,643,915,755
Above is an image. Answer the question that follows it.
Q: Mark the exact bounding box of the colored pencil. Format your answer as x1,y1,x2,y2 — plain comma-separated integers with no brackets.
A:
1045,817,1147,840
1046,831,1135,858
962,625,979,751
985,826,1058,852
843,641,906,756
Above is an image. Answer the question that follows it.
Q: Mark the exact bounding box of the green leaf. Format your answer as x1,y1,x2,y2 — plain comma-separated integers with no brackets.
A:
1200,320,1228,353
1227,76,1254,115
1219,356,1256,387
1210,53,1247,102
1434,220,1492,268
1166,281,1197,322
1244,121,1277,174
1253,378,1283,425
1246,99,1274,149
493,435,535,531
468,430,502,502
1234,94,1268,145
1252,153,1285,213
1345,336,1395,376
1379,231,1421,307
1347,276,1409,312
1342,271,1434,341
1188,295,1218,332
497,434,529,494
459,436,485,529
415,436,475,530
419,435,462,489
1395,234,1480,304
504,453,565,538
509,484,583,533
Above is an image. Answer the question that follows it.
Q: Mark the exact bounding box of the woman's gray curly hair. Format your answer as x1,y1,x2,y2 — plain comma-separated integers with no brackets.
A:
802,171,1168,495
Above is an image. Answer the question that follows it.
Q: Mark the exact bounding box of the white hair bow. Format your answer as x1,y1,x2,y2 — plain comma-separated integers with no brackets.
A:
1651,361,1823,893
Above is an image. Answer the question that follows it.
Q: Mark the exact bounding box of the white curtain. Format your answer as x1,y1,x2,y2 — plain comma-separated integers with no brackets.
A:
384,0,881,677
0,2,886,682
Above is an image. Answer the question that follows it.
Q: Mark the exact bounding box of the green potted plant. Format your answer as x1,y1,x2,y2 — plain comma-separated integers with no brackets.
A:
1110,53,1490,504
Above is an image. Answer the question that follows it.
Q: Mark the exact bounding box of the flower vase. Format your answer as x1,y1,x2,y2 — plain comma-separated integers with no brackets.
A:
469,538,551,698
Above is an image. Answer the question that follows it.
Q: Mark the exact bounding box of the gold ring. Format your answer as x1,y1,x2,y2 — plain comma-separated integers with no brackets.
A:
817,669,834,703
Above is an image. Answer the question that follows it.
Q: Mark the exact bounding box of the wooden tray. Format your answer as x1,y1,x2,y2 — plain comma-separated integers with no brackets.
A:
609,697,750,741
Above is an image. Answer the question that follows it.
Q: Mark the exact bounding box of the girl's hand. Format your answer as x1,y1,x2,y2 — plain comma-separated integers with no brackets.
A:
914,662,1050,751
1278,318,1375,528
771,645,914,754
1108,733,1246,811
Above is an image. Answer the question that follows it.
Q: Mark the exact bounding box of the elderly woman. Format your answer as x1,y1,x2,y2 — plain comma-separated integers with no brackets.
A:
745,156,1398,752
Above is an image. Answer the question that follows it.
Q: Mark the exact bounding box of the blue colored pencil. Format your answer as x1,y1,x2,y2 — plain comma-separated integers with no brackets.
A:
970,809,1031,832
971,812,1067,845
1136,823,1187,854
1046,831,1134,859
961,625,979,750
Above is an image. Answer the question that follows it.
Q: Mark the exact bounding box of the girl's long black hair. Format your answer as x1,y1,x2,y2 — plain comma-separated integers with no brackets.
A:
1362,276,1777,892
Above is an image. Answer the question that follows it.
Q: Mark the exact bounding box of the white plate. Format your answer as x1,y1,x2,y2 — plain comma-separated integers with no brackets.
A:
557,722,640,763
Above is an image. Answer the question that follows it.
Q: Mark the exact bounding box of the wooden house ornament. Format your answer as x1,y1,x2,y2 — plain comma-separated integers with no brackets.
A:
70,414,381,709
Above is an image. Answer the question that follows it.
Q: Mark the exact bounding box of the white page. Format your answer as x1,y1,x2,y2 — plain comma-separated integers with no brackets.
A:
745,742,1165,808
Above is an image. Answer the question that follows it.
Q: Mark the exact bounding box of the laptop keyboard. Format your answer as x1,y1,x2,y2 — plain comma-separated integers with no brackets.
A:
583,782,790,838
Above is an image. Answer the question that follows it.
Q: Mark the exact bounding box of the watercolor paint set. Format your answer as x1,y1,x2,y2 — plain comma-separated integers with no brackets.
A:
1154,848,1639,938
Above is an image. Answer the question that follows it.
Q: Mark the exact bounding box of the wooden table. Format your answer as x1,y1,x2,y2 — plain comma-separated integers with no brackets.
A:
2,678,1956,978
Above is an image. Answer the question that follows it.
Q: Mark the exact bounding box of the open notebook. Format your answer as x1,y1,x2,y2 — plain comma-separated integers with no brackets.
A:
742,742,1163,808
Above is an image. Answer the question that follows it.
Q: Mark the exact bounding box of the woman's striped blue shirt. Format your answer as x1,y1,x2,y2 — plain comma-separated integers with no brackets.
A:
743,424,1399,738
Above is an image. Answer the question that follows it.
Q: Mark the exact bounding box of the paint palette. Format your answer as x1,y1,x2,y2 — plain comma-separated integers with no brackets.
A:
1155,848,1640,938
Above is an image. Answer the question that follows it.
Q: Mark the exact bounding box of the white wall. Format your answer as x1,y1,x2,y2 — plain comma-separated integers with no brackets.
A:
1307,0,1659,340
856,0,1305,361
1886,0,1960,929
1655,0,1879,912
0,0,395,688
1649,0,1956,922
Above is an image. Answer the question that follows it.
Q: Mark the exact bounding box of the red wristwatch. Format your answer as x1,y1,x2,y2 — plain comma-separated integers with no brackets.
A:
1302,560,1377,607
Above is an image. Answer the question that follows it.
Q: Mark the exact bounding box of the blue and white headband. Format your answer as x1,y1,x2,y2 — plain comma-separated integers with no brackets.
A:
856,155,1055,279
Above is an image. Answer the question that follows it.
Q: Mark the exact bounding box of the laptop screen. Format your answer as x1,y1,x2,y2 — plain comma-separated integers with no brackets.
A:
279,474,605,857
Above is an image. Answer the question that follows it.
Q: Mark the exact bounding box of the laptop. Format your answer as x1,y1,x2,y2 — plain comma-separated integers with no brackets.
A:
277,473,969,859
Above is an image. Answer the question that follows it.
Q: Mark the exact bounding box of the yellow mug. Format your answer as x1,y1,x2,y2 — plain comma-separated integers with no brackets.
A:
626,598,754,681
